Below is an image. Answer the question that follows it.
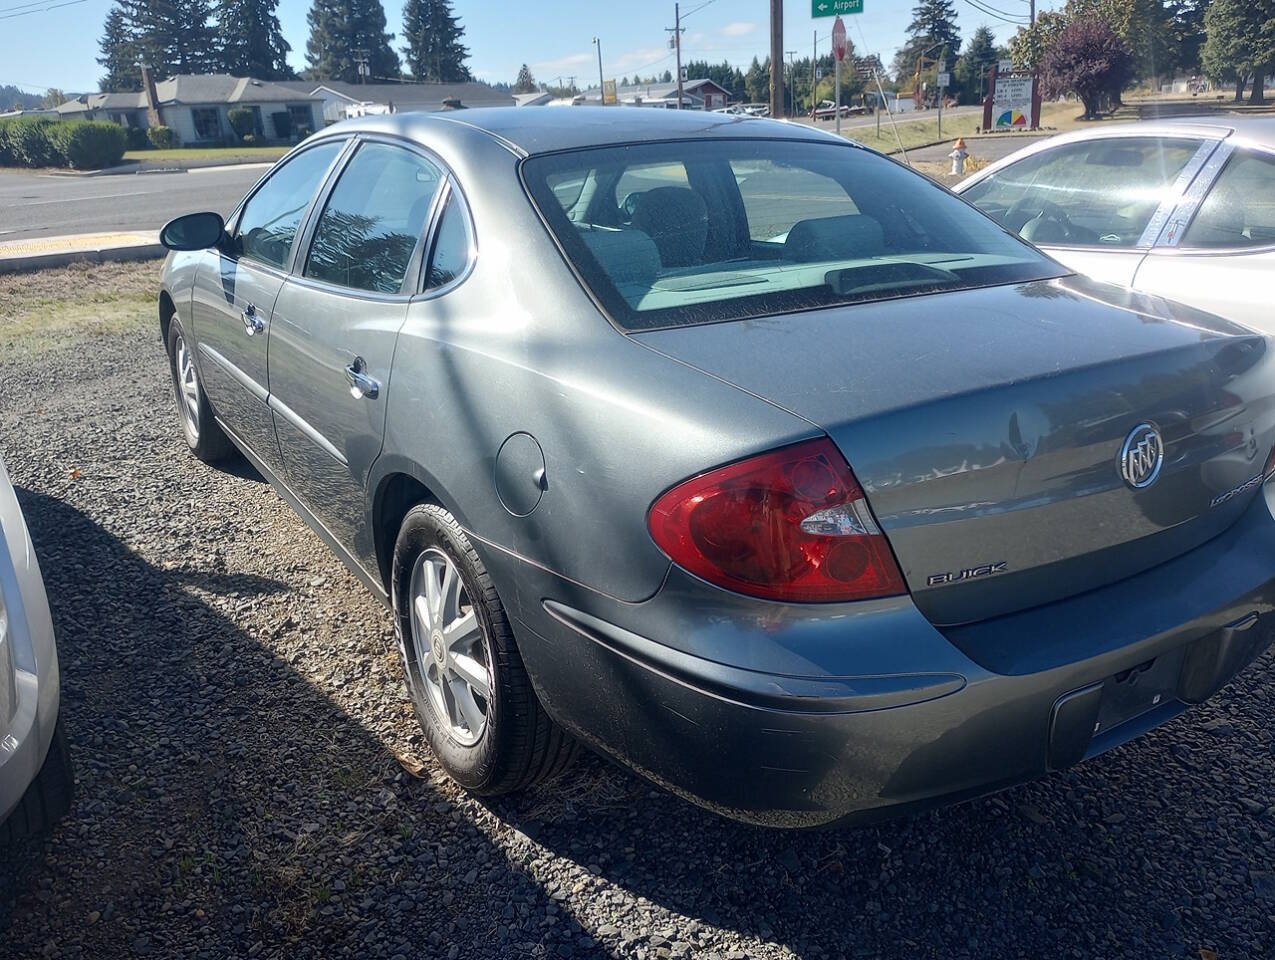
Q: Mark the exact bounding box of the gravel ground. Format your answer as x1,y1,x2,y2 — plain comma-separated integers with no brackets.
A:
1,262,1274,960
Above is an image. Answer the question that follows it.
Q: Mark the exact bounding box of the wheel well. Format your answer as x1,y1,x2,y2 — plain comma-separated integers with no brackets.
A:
158,290,176,344
373,473,440,593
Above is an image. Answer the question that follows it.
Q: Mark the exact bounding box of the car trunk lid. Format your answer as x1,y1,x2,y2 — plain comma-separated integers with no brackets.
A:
633,276,1275,625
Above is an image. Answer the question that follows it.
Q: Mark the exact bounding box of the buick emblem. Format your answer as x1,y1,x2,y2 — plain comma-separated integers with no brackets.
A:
1119,423,1164,489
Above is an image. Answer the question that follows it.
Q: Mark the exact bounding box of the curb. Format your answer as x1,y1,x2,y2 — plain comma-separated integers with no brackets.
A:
0,243,166,275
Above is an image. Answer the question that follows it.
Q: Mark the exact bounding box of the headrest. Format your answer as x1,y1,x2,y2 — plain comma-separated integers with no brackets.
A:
784,214,885,262
630,186,709,267
577,225,661,288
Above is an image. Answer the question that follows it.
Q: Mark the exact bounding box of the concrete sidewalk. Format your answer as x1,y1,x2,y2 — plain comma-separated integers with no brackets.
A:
0,230,165,273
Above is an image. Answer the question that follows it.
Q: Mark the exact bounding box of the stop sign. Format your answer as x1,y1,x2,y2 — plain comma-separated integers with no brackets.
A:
831,16,847,62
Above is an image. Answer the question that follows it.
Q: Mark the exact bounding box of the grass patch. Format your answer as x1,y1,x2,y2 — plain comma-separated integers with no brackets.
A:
124,146,288,163
843,101,1129,155
0,260,158,355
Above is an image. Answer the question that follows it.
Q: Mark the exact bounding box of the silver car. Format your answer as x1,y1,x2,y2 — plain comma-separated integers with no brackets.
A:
955,117,1275,331
0,457,72,842
158,109,1275,827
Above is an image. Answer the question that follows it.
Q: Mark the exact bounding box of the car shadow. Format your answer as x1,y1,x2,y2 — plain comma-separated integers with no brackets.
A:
0,488,593,958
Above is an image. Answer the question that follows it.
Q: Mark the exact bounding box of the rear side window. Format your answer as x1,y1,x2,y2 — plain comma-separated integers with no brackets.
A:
522,138,1061,330
305,142,444,293
234,141,344,269
1183,148,1275,248
961,137,1204,248
424,191,473,290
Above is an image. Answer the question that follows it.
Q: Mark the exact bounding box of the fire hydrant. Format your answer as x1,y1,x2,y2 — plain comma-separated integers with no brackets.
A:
948,137,970,176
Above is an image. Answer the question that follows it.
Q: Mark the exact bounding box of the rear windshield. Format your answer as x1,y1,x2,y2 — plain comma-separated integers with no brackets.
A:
522,138,1065,330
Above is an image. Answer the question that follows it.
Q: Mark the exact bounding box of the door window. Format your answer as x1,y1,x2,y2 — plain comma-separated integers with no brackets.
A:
1182,148,1275,248
233,140,344,270
304,142,444,293
424,191,474,290
962,137,1204,247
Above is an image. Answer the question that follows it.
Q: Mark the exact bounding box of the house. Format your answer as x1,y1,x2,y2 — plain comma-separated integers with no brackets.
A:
274,80,514,123
577,77,733,110
55,72,321,144
513,91,554,107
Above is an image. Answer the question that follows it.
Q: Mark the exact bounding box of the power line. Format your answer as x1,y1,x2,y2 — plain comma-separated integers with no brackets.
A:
679,0,718,19
0,0,89,20
958,0,1030,24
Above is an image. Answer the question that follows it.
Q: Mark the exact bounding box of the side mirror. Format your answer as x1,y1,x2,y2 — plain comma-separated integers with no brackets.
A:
160,211,227,252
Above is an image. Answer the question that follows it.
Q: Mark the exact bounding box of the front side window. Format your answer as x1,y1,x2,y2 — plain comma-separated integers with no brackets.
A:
1183,148,1275,248
305,142,443,293
523,138,1062,330
192,107,220,141
234,140,344,269
961,137,1205,248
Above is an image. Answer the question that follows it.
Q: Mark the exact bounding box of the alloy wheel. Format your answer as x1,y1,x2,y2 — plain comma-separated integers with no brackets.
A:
174,332,200,440
408,547,491,746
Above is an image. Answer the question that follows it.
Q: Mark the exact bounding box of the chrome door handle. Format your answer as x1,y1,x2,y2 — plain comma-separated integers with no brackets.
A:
345,356,379,399
241,303,264,337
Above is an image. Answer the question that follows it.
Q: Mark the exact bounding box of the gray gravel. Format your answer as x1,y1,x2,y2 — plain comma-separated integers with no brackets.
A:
1,262,1274,960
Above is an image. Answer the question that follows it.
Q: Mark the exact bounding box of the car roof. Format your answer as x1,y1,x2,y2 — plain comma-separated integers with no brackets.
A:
319,106,841,157
954,115,1275,191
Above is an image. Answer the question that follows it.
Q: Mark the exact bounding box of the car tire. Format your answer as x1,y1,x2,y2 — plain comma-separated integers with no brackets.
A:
391,503,577,795
166,317,235,463
1,716,73,844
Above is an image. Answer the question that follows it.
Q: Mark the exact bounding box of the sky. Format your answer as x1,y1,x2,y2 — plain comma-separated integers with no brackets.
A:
0,0,1064,95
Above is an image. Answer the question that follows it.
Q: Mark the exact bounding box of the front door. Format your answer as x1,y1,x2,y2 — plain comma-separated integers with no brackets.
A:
267,139,447,567
189,139,347,471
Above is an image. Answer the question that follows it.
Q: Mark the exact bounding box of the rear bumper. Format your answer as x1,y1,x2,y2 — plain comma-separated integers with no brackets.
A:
485,485,1275,828
0,465,60,828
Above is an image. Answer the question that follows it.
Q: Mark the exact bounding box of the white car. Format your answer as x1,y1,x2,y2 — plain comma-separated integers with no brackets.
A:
955,117,1275,332
0,457,71,842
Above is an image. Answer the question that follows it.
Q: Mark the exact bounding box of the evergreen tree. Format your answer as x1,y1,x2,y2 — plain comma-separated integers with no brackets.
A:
217,0,293,79
402,0,470,82
902,0,961,69
306,0,400,83
98,4,141,90
124,0,218,76
954,25,999,103
743,56,767,102
1202,0,1275,102
514,63,537,93
659,69,673,83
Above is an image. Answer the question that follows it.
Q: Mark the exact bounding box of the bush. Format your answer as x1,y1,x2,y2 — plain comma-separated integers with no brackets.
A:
147,125,175,149
241,133,257,145
0,116,59,167
126,126,149,150
271,110,291,140
227,106,255,141
45,121,127,169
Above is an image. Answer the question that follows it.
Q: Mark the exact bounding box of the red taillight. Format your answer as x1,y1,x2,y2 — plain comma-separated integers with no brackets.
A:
647,438,906,603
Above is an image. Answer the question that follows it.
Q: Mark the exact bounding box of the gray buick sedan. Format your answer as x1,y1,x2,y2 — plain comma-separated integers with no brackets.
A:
158,108,1275,827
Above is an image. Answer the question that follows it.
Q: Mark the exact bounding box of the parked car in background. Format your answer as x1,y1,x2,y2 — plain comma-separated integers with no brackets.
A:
811,99,864,121
0,457,72,843
955,117,1275,332
158,108,1275,828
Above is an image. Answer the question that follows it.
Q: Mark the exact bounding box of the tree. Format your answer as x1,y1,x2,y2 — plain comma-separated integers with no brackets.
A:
1167,0,1209,76
659,69,673,83
954,25,999,104
744,56,767,103
1010,0,1171,84
402,0,470,82
305,0,400,82
98,5,140,90
1202,0,1275,103
216,0,293,79
42,88,68,107
1041,17,1134,118
897,0,961,89
1009,9,1068,70
514,63,537,93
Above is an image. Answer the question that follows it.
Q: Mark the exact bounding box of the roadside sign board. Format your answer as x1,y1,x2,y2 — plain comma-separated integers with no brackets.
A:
813,0,862,17
992,74,1033,128
831,16,848,61
936,59,946,73
937,72,950,88
998,58,1013,72
602,79,617,105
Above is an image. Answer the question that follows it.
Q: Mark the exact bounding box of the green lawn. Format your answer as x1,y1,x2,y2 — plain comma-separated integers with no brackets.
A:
123,146,289,164
840,101,1107,155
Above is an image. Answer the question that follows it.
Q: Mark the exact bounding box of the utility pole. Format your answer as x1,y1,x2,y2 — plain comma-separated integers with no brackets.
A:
593,37,605,104
1030,0,1035,25
769,0,783,118
666,4,684,109
811,30,817,115
786,50,797,114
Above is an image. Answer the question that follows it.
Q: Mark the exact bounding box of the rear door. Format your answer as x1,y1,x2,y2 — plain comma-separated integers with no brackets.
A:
189,139,347,471
1134,143,1275,330
267,138,447,567
959,135,1221,287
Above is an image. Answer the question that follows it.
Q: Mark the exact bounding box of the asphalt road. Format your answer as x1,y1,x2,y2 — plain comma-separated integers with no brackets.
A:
907,133,1044,166
0,165,268,242
791,103,984,132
